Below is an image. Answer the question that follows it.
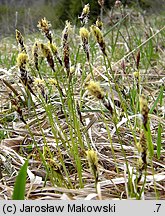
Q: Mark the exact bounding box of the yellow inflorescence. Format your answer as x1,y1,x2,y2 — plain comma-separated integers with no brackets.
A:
48,78,57,85
90,25,103,44
87,80,104,100
40,43,51,58
37,17,51,32
79,27,90,40
83,4,90,15
17,53,28,68
86,150,98,170
139,95,149,116
34,78,45,86
96,18,103,30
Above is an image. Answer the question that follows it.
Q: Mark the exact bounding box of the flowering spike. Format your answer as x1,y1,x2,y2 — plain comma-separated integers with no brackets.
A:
140,95,149,131
62,21,71,77
32,41,39,71
86,149,99,183
49,42,63,66
37,17,52,43
40,43,55,72
15,29,26,53
79,4,90,26
87,80,104,100
79,27,90,61
90,25,107,56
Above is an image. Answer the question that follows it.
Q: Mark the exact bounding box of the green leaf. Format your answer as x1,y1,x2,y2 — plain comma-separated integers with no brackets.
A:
145,122,154,158
157,123,162,159
12,160,28,200
149,86,163,114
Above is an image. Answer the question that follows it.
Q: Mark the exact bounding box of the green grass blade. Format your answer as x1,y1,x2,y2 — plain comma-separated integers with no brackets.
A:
157,123,162,159
12,160,28,200
145,122,154,158
149,86,163,114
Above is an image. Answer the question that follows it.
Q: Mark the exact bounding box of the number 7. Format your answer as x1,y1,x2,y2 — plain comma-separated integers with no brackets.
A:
156,204,161,212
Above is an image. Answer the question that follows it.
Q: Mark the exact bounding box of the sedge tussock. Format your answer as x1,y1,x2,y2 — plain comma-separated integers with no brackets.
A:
1,6,164,201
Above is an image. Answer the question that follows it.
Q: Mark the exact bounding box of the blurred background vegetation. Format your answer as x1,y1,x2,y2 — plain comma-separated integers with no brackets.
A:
0,0,164,37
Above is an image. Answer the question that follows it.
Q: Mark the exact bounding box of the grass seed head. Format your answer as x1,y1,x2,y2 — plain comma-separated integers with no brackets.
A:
17,52,28,68
62,21,71,76
48,78,57,86
90,25,107,56
87,80,104,100
34,78,45,87
86,149,99,181
79,27,90,61
40,43,55,71
79,27,90,40
140,95,149,130
15,29,26,53
96,17,103,30
79,4,90,25
37,17,52,43
83,4,90,15
32,41,39,71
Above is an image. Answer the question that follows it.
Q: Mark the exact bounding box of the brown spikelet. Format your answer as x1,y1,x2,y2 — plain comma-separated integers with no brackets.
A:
62,21,71,77
15,29,26,53
40,43,55,72
137,131,147,184
76,101,84,126
102,97,113,115
33,41,39,71
90,25,107,56
17,53,36,96
9,93,27,124
140,95,149,131
136,50,141,70
34,78,47,102
49,42,63,66
37,17,52,43
79,27,90,61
